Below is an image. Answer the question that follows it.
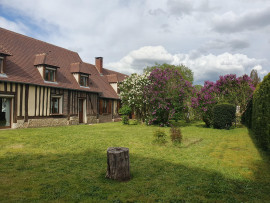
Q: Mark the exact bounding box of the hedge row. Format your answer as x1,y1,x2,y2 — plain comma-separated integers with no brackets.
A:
241,99,252,129
213,104,236,129
242,73,270,150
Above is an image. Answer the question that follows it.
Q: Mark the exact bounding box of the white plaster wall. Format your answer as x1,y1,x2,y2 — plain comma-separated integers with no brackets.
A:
28,85,35,116
110,83,118,93
37,66,43,77
73,73,79,83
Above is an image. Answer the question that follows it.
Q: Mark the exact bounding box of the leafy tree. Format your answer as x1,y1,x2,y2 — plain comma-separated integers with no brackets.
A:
144,63,194,84
250,69,261,88
191,81,218,127
192,74,254,127
194,85,203,91
215,74,254,112
144,68,193,126
119,73,151,121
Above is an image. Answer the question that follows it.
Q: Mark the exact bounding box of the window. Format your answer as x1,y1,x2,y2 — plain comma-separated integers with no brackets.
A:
44,67,56,82
80,74,89,86
103,100,108,113
0,98,11,127
0,57,4,73
50,96,63,115
99,99,112,114
51,97,59,114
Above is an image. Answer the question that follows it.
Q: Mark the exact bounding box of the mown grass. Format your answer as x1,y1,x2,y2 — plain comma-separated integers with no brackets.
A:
0,121,270,202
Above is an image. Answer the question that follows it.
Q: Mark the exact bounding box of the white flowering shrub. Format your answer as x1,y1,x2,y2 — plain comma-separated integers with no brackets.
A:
119,72,151,121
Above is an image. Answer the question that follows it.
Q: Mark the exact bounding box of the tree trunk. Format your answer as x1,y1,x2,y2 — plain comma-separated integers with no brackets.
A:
106,147,130,181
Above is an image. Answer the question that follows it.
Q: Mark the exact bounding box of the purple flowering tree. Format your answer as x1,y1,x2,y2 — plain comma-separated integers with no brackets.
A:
144,68,193,126
191,81,218,127
192,74,255,127
215,74,254,112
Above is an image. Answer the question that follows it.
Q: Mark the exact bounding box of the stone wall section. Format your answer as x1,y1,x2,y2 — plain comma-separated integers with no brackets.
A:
11,115,116,128
87,116,98,124
99,114,113,123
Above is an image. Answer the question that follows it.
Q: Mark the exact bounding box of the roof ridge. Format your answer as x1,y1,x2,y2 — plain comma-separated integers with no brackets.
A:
103,67,128,76
0,27,81,56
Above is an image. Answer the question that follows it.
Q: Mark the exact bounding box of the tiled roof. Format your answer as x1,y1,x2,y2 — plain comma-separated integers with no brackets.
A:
0,27,127,99
34,53,59,68
70,62,91,75
0,44,12,56
103,68,128,82
106,74,118,83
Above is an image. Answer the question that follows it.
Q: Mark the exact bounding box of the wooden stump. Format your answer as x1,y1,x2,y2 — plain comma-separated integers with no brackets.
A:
106,147,130,181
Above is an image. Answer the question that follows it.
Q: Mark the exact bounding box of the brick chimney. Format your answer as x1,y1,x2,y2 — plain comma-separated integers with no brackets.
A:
95,57,103,74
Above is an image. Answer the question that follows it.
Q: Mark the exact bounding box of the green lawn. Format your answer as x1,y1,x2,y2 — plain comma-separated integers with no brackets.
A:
0,122,270,202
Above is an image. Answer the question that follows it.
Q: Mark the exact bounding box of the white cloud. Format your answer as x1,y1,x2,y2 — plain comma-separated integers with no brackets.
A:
0,17,28,34
212,7,270,33
107,46,173,73
177,52,265,84
253,65,268,75
0,0,269,82
167,0,194,16
107,46,267,84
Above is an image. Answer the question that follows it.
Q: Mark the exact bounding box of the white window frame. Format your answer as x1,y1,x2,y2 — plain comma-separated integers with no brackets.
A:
50,95,63,115
44,67,56,82
80,74,89,87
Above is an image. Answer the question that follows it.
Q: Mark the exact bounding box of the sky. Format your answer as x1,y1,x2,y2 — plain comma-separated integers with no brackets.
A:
0,0,269,84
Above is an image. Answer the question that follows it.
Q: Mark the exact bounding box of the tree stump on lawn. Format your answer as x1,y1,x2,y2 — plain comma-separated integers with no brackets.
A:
106,147,130,181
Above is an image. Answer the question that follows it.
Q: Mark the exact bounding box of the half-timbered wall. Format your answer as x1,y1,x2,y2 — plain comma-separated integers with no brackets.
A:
0,81,117,128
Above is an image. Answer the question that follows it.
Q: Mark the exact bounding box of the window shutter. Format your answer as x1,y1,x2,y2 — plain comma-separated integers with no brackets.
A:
108,100,112,114
99,99,103,115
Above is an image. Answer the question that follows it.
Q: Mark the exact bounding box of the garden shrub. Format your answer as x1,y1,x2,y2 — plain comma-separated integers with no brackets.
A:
119,105,132,115
170,126,182,144
153,129,167,144
121,115,129,125
119,105,131,125
203,110,213,128
132,119,139,125
192,74,254,127
252,73,270,150
213,104,236,129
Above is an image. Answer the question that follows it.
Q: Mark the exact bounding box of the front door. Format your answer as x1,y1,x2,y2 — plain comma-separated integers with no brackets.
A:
0,98,11,128
79,99,84,123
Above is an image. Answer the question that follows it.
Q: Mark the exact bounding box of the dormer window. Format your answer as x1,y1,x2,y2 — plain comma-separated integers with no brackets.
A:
80,74,89,87
70,62,91,87
34,53,59,82
44,67,56,82
0,57,3,73
0,45,12,75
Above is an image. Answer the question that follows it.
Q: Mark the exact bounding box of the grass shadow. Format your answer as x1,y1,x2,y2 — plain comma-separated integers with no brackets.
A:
247,128,270,160
1,149,270,202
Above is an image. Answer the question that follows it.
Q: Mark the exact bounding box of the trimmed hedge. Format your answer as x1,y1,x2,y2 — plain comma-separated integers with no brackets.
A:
213,104,236,129
241,98,253,128
252,73,270,150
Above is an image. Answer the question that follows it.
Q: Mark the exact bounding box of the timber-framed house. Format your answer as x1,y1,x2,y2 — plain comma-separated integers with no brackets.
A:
0,28,127,129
